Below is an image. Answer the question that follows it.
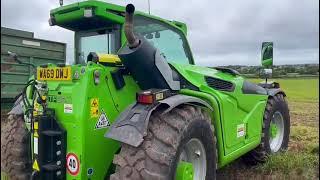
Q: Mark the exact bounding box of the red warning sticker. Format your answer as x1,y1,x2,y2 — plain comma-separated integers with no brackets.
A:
66,153,80,176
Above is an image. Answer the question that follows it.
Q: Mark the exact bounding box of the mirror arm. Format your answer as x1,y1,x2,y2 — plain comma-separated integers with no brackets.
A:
8,51,36,69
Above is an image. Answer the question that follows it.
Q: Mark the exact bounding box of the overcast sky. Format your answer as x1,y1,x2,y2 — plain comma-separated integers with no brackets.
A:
1,0,319,66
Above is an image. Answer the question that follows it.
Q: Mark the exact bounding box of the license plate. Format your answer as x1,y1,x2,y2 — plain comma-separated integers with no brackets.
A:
37,67,71,81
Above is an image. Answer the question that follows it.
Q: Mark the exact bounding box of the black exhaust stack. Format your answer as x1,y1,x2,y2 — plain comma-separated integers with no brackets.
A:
118,4,180,90
124,4,140,48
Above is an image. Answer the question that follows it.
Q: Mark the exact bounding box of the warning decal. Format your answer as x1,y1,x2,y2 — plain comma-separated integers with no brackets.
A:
90,98,99,118
33,160,40,171
237,123,246,138
95,111,110,129
64,104,73,114
66,153,80,176
90,98,99,107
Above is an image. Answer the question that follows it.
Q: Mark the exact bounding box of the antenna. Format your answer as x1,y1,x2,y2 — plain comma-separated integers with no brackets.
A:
148,0,151,14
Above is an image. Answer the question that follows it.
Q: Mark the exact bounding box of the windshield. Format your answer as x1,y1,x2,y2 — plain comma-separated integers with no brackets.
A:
133,15,193,65
76,28,120,64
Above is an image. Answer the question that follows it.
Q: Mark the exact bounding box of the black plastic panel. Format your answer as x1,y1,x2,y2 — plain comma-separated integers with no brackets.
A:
242,80,267,95
111,68,126,90
214,67,241,76
118,37,171,90
36,109,66,180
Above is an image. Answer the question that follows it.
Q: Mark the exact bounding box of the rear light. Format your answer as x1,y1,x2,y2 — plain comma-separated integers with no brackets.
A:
136,89,171,104
137,92,154,104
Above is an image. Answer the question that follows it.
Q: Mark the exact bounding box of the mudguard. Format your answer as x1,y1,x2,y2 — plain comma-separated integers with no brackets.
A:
267,88,286,97
258,81,286,97
8,95,24,115
105,94,212,147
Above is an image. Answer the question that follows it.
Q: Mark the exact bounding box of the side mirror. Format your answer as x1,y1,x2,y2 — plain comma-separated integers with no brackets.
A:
261,42,273,68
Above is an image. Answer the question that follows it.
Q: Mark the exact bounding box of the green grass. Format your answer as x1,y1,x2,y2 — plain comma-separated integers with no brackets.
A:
257,125,319,179
249,78,319,102
258,151,319,179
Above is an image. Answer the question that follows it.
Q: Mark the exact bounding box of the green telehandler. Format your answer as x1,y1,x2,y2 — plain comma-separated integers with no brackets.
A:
1,1,290,180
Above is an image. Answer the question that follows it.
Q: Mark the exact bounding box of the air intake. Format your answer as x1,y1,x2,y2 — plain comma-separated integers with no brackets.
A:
205,76,235,92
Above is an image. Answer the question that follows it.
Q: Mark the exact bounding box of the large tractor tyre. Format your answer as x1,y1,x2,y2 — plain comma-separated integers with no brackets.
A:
1,114,31,180
243,93,290,165
110,105,217,180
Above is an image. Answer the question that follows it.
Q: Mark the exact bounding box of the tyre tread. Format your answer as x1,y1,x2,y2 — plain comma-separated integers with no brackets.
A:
1,114,31,180
110,105,215,180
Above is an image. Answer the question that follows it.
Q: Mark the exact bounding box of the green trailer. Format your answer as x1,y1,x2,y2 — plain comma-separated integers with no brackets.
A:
1,27,66,106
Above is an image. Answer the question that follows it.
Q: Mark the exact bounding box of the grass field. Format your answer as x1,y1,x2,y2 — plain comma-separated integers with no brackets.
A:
217,77,319,180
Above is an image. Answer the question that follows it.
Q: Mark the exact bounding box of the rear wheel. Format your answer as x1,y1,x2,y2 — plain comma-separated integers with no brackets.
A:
110,105,217,180
243,93,290,165
1,114,31,180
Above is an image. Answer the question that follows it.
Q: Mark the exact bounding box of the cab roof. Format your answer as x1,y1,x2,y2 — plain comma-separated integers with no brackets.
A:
50,0,188,35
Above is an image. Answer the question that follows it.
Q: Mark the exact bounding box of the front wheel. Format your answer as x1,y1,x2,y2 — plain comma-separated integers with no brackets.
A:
243,93,290,165
110,105,217,180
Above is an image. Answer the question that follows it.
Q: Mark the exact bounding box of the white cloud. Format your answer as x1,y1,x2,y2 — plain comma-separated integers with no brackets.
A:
1,0,318,65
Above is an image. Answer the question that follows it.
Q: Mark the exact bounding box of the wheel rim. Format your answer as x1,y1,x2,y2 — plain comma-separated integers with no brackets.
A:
269,111,285,152
178,138,206,180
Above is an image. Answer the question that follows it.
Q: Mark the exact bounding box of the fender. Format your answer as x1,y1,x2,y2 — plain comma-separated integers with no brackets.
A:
8,95,24,115
258,81,286,97
267,88,286,97
105,94,213,147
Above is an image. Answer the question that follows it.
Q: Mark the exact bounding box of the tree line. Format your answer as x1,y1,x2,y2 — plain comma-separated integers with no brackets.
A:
215,64,319,78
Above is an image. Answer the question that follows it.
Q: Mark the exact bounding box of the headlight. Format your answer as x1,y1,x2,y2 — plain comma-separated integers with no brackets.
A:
84,8,93,18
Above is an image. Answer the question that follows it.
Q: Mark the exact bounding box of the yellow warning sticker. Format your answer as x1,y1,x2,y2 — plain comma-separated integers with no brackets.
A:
33,160,40,171
34,131,39,138
90,107,99,118
90,98,99,108
90,98,99,118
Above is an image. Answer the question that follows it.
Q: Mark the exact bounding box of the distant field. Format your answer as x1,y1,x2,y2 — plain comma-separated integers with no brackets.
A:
218,77,319,179
249,78,319,102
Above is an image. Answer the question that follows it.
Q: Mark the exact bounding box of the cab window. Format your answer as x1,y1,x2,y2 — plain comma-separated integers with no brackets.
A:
133,15,193,65
76,28,121,64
